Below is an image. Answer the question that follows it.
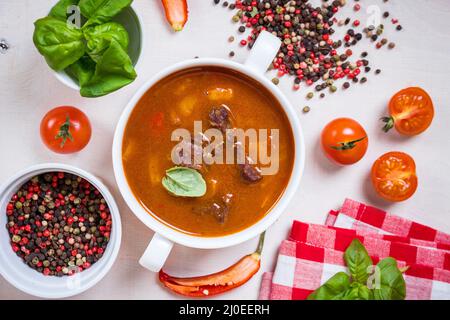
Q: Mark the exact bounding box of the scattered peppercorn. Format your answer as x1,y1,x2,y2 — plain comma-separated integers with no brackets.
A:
302,106,310,113
218,0,403,98
0,39,9,54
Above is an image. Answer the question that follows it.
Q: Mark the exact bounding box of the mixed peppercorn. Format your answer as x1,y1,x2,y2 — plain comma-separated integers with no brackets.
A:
215,0,403,102
5,172,111,276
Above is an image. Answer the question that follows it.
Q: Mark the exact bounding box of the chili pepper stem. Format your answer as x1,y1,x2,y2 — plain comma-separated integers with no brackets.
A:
381,116,395,133
255,231,266,256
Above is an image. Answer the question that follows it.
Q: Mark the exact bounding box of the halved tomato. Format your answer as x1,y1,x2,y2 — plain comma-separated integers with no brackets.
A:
382,87,434,136
371,152,418,202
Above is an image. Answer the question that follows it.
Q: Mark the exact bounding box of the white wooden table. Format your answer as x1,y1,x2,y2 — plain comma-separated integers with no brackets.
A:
1,0,450,299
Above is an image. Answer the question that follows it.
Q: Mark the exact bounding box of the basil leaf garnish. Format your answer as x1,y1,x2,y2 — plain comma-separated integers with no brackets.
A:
373,257,407,300
33,17,85,71
307,272,351,300
162,167,207,198
344,239,373,284
79,0,133,27
49,0,80,21
308,239,406,300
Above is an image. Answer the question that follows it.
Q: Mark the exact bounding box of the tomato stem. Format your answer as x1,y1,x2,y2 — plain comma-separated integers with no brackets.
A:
381,116,395,133
330,136,367,151
55,115,74,148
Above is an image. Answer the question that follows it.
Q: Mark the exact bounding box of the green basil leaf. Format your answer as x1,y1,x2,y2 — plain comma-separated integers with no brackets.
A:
340,283,373,300
79,38,136,97
83,22,129,63
373,258,406,300
344,239,373,284
307,272,351,300
33,17,85,71
49,0,80,20
79,0,132,27
162,167,207,198
65,55,96,86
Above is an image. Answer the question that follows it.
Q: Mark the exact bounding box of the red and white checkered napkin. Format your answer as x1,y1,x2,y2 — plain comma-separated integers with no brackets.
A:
330,199,450,246
259,200,450,300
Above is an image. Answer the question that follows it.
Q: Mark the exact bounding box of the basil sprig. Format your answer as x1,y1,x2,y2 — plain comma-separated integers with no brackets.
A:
33,0,136,97
308,239,406,300
162,167,207,198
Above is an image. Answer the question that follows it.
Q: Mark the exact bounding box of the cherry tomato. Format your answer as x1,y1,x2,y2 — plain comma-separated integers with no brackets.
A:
321,118,369,165
40,106,92,154
382,87,434,136
371,152,418,202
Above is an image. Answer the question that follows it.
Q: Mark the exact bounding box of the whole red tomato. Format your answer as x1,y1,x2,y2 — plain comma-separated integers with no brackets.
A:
40,106,92,154
321,118,369,165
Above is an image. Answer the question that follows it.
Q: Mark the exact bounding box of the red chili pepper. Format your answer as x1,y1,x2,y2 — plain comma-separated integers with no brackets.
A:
159,232,265,297
161,0,188,32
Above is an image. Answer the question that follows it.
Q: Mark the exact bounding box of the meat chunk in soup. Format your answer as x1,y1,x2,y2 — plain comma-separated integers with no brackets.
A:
209,105,232,132
172,139,203,170
239,161,263,183
193,193,233,223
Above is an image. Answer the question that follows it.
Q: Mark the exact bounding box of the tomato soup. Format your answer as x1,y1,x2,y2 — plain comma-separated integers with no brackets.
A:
122,66,295,237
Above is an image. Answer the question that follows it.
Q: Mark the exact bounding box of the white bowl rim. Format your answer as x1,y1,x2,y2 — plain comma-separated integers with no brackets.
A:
112,58,305,249
0,163,122,298
53,3,145,91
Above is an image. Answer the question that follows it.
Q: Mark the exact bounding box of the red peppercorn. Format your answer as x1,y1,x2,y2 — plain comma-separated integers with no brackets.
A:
353,20,360,27
240,40,247,46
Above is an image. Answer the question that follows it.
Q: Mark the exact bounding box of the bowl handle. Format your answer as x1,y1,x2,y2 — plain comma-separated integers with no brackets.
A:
139,233,174,272
244,30,281,75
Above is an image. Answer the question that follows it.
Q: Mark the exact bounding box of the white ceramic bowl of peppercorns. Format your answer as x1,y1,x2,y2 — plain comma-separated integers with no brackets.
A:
0,163,121,298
